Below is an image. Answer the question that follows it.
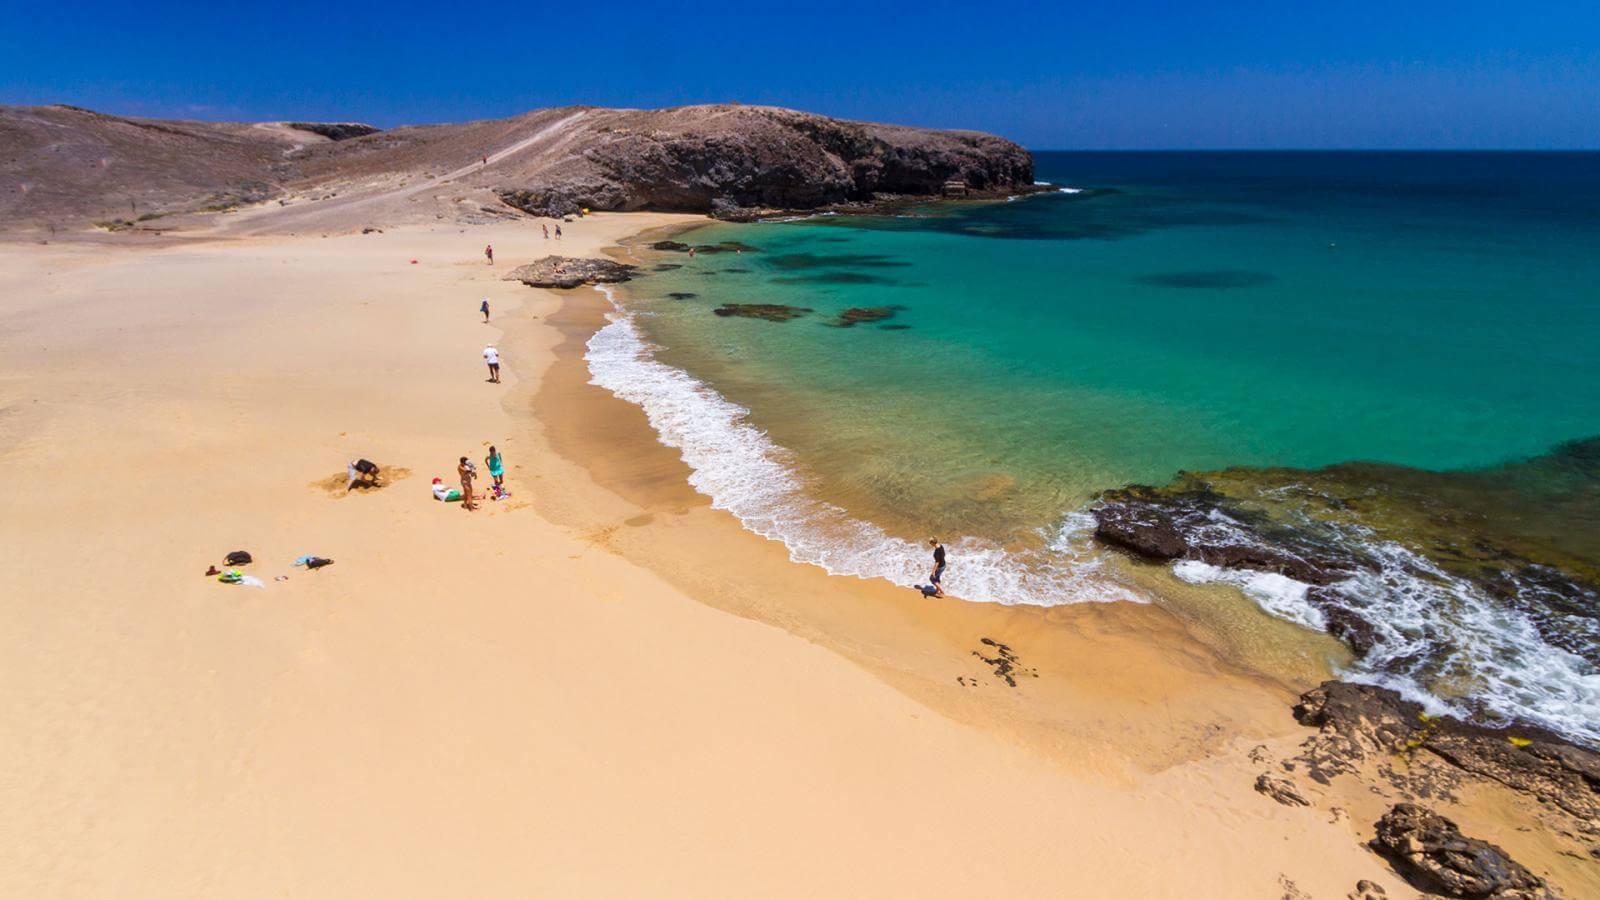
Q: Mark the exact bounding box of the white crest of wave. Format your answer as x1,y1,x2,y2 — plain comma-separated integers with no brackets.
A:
585,286,1141,608
1172,526,1600,745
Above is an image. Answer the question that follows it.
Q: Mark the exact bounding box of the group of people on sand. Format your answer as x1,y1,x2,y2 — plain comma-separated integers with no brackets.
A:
453,446,505,511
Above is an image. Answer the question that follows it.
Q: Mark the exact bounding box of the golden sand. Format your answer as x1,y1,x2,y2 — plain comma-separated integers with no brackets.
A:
2,215,1589,897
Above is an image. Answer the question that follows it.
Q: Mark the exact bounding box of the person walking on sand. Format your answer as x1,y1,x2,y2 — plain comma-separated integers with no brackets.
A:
458,456,478,510
482,154,488,167
486,445,504,489
554,224,562,240
542,223,549,239
480,297,491,322
485,243,494,265
483,343,501,383
929,538,947,597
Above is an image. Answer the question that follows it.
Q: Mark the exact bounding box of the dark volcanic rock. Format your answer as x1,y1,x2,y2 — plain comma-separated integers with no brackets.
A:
1092,488,1191,559
666,291,698,300
1253,773,1312,807
651,240,691,251
829,306,901,327
1371,804,1555,899
504,256,637,289
286,122,381,141
712,303,812,322
491,105,1033,218
1292,681,1600,824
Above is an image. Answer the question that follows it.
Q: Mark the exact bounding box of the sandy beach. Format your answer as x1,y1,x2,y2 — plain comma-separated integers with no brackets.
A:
2,214,1592,898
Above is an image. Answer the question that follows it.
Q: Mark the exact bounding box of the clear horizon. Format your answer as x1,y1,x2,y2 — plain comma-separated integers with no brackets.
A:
4,1,1598,150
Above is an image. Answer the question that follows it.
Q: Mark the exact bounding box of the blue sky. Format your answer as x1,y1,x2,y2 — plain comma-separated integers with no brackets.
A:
3,1,1597,148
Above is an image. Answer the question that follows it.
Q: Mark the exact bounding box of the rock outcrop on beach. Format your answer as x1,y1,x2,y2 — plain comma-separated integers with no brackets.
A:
503,256,636,289
1,102,1034,231
1289,681,1600,831
1370,804,1556,899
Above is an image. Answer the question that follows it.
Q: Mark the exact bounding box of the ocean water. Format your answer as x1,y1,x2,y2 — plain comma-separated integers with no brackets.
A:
589,152,1600,743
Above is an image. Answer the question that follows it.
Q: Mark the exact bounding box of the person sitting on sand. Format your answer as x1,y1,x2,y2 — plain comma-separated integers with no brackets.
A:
458,456,478,510
480,297,490,322
486,445,504,488
929,539,947,597
483,344,500,383
346,458,380,491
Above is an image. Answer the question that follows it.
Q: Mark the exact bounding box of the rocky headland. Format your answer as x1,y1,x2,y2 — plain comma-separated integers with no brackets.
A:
1,103,1037,231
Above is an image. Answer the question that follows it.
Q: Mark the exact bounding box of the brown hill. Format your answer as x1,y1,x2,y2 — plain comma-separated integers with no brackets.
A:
1,103,1034,234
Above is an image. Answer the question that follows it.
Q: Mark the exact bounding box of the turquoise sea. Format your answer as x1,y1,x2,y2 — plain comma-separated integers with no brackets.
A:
588,152,1600,744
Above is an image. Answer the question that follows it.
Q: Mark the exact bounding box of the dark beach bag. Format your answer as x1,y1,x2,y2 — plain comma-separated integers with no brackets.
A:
224,550,253,566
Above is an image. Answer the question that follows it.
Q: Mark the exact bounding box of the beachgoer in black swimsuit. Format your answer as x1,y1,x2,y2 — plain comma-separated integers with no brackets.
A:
929,539,946,597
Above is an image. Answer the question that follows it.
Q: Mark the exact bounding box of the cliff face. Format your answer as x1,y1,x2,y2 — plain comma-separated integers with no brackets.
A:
490,106,1034,217
1,103,1034,230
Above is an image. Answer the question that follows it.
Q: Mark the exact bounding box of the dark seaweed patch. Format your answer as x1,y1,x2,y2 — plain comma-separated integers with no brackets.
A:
1136,270,1277,289
766,253,911,270
666,292,699,300
771,272,897,285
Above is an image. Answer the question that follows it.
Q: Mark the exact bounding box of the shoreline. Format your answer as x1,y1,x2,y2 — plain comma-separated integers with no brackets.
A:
2,215,1593,896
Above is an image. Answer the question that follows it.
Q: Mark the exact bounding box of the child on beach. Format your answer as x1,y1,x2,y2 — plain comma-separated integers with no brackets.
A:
480,298,490,322
486,446,504,488
929,539,946,597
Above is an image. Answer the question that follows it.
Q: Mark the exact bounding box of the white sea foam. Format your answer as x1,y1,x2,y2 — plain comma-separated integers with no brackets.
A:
1175,530,1600,745
585,286,1141,608
1172,560,1325,631
1057,187,1084,194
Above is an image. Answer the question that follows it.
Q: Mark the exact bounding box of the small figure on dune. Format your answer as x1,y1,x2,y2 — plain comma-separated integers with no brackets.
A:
480,297,490,322
554,224,562,240
542,223,549,239
485,243,494,265
481,155,488,166
483,344,501,383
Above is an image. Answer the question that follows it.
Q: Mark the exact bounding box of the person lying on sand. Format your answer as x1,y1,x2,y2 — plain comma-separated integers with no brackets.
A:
458,456,478,510
929,539,947,597
346,458,380,491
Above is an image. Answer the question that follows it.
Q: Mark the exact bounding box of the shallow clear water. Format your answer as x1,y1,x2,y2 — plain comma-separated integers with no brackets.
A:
593,152,1600,742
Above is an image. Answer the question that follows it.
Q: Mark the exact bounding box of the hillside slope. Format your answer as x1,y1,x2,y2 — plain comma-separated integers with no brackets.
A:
1,104,1034,233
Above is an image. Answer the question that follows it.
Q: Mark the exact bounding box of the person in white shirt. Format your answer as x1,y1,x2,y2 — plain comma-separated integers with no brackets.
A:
483,344,500,383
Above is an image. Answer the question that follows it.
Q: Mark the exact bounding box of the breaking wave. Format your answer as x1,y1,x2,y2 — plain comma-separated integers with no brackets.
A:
584,286,1141,608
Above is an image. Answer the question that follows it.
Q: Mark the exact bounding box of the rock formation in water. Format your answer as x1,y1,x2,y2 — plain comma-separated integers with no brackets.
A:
711,303,812,322
503,256,637,289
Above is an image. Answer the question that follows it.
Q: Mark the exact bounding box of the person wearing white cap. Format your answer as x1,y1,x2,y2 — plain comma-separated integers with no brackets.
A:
483,344,500,383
